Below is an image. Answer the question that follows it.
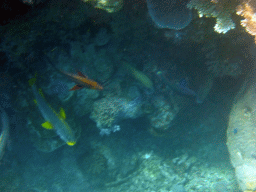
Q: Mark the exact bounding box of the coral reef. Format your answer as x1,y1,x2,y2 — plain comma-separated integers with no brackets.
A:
106,148,236,191
0,0,249,191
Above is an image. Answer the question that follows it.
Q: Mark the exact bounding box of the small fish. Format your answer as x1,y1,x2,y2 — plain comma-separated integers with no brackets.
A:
45,55,103,91
29,79,76,146
59,70,103,91
122,62,153,89
0,109,9,161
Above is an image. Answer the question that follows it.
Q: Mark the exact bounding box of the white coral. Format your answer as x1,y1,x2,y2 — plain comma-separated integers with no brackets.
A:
187,0,236,33
214,13,235,33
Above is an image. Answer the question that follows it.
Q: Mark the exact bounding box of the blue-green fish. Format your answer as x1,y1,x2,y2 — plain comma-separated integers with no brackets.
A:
0,109,9,160
31,85,76,146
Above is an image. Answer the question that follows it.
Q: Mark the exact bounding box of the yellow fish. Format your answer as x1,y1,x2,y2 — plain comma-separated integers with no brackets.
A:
30,80,76,146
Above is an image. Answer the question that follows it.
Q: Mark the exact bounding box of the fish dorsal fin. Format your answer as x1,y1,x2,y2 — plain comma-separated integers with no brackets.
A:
77,71,87,78
42,121,53,129
59,107,66,119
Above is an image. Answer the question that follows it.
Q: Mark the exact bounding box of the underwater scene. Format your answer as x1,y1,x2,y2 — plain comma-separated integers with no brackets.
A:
1,0,256,191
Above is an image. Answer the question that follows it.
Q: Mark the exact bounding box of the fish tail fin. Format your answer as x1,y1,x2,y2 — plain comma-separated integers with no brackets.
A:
66,141,76,146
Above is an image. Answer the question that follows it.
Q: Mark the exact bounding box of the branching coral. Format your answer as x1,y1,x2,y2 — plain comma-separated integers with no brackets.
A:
237,1,256,42
187,0,237,34
187,0,256,38
90,97,141,131
91,97,125,128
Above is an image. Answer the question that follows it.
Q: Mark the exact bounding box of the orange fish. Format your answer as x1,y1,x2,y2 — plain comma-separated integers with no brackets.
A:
45,55,103,91
60,70,103,91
